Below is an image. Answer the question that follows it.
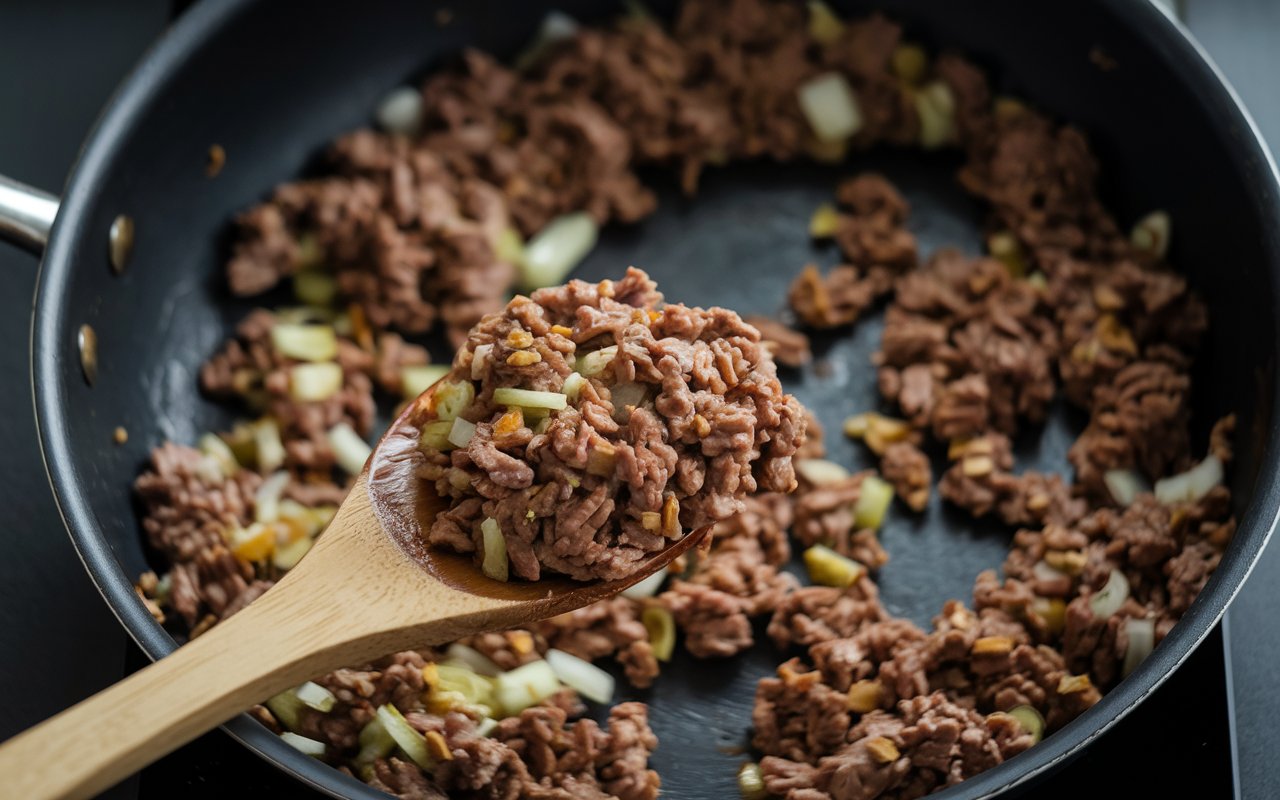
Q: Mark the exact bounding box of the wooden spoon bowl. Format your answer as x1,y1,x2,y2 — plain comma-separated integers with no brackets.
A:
0,381,708,800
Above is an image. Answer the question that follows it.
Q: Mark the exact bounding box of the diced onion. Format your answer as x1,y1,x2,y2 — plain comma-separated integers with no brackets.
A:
797,72,863,143
375,87,423,136
562,372,587,403
273,536,314,571
354,717,396,766
494,660,562,716
622,566,668,599
448,417,477,449
266,688,305,731
1154,455,1223,506
445,644,503,678
804,544,865,588
271,323,338,362
471,345,494,381
1131,210,1171,260
806,1,845,46
1104,469,1149,507
296,681,337,712
545,648,616,704
402,365,450,400
375,704,434,770
327,422,372,476
576,346,618,376
254,471,291,524
853,475,894,530
1089,568,1130,618
916,80,957,149
795,458,851,486
520,211,599,291
1007,705,1045,743
609,381,647,422
494,226,526,265
481,517,509,582
289,362,344,402
738,761,769,800
280,732,327,757
493,387,568,410
198,433,240,478
514,10,580,71
294,271,337,308
475,717,499,737
809,203,839,239
1032,560,1068,584
642,606,676,661
1122,617,1156,677
253,418,286,473
420,420,455,452
433,663,498,711
229,522,275,562
434,380,476,421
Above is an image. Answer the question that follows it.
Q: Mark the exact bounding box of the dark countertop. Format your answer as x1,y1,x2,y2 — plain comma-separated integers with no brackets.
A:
0,2,1272,798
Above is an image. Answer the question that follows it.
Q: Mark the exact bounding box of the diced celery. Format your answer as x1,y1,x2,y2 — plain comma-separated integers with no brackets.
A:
375,704,434,771
327,422,372,475
804,544,865,588
295,681,336,712
494,660,561,716
853,476,894,529
798,73,863,142
271,323,338,362
642,606,676,662
289,362,344,402
481,517,509,582
433,380,475,421
492,387,568,410
401,365,450,400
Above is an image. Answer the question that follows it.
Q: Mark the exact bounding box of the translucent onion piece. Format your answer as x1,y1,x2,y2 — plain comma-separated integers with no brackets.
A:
520,211,599,291
1130,210,1171,260
546,648,616,704
420,420,455,452
197,432,240,478
797,72,863,142
804,544,865,588
401,365,450,400
494,660,561,716
448,417,477,449
272,536,314,571
289,362,344,402
253,418,286,474
576,346,618,376
474,717,499,737
738,761,769,800
916,80,957,149
1154,455,1223,505
375,87,423,136
795,458,851,487
327,422,372,476
294,271,337,308
806,1,845,45
853,475,894,530
481,517,509,582
433,664,497,711
1122,617,1156,677
280,732,327,757
445,644,503,678
354,717,396,766
1089,568,1130,618
562,372,587,403
271,323,338,362
514,10,580,71
296,681,337,712
621,566,668,599
641,606,676,662
1104,468,1149,507
375,704,434,770
1032,559,1067,584
1007,705,1045,743
434,380,477,421
471,344,494,381
253,470,291,524
266,688,305,732
492,387,568,410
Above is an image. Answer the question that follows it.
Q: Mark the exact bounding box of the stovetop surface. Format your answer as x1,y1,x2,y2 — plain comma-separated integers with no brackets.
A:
0,1,1272,798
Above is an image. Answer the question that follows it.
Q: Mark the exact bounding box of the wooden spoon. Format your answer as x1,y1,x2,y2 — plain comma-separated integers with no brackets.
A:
0,381,707,800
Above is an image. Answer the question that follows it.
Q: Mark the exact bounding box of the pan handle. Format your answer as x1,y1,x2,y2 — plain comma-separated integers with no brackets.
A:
0,174,59,254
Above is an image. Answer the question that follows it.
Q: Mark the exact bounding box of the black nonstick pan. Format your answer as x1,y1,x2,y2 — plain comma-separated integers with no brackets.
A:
1,1,1276,797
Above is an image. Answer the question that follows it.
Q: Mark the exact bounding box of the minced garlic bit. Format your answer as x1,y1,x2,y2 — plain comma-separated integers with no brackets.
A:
661,494,681,539
1043,548,1087,575
1057,673,1093,694
972,636,1014,655
507,349,542,366
864,736,900,764
510,631,535,655
550,324,574,337
424,730,453,761
846,680,882,713
506,329,534,349
962,454,995,478
693,413,712,438
641,511,661,531
113,426,129,445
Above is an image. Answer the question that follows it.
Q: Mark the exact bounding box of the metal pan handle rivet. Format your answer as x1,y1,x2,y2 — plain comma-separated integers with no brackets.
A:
78,324,98,386
109,214,134,274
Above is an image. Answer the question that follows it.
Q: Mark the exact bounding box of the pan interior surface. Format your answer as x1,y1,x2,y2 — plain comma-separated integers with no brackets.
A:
30,1,1280,798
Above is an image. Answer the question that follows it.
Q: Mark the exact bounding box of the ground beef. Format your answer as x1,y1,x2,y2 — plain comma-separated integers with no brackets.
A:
768,582,889,650
880,442,931,512
533,597,659,689
420,268,804,582
749,315,813,368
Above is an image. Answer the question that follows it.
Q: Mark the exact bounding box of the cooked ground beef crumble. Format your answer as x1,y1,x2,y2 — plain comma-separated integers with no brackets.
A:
131,2,1238,798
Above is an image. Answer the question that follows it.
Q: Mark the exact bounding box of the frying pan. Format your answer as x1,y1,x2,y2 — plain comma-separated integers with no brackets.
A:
1,0,1276,797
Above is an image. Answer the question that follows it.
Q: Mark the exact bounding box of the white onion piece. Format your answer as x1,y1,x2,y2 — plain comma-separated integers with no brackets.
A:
266,688,305,731
1104,469,1149,507
254,471,291,524
1032,559,1068,583
273,536,314,571
577,346,618,376
471,344,494,380
1154,455,1223,505
198,433,240,478
1122,617,1156,677
562,372,587,403
254,418,287,474
375,704,433,770
375,87,423,136
295,681,337,712
797,72,863,142
521,211,599,290
327,422,372,476
1130,210,1171,260
916,81,957,149
448,417,477,449
481,517,509,582
621,566,668,599
271,323,338,362
445,643,503,678
474,717,499,737
492,387,568,410
514,10,580,71
289,362,344,402
494,660,561,716
354,717,396,766
401,365,450,400
1089,569,1130,618
280,732,327,757
545,649,615,704
795,458,851,486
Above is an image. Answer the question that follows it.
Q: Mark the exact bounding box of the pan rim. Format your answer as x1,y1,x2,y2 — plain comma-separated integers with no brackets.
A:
26,0,1280,798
